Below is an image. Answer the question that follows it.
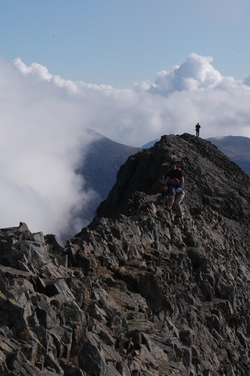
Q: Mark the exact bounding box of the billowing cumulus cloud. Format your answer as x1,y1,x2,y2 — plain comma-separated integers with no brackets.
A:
138,53,250,138
147,54,222,94
0,53,250,239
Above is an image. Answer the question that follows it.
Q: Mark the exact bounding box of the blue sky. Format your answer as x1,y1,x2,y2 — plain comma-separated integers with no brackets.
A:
1,0,250,237
1,0,250,87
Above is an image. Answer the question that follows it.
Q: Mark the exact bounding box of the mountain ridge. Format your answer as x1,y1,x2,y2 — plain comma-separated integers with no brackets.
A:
0,134,250,375
142,135,250,175
96,133,250,220
71,132,249,242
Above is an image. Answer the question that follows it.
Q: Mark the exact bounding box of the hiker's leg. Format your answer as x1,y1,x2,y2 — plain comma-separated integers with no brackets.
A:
162,186,169,207
162,191,169,207
168,195,175,210
167,187,175,210
162,195,167,207
173,191,185,216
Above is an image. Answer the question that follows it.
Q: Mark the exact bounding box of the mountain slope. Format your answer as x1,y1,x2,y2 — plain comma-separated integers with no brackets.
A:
0,134,250,375
208,135,250,175
78,130,141,202
63,130,140,239
97,133,250,220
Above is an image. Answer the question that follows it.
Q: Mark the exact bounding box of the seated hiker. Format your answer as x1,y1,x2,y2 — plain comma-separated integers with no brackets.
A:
162,161,185,217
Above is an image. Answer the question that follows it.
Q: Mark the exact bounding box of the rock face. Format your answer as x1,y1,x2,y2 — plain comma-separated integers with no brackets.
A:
0,134,250,375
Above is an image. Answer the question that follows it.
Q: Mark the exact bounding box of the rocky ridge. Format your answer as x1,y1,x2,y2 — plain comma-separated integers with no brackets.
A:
0,134,250,375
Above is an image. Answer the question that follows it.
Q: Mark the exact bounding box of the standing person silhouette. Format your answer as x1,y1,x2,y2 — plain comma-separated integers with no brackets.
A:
195,123,201,137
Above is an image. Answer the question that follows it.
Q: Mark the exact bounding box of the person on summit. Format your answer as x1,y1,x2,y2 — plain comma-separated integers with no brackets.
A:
162,161,185,218
195,123,201,137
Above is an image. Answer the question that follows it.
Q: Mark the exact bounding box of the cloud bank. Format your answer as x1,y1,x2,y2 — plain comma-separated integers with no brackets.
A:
0,53,250,238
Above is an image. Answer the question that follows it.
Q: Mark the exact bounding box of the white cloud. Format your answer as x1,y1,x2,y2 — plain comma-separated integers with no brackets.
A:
1,53,250,239
0,57,100,240
146,54,226,95
138,53,250,139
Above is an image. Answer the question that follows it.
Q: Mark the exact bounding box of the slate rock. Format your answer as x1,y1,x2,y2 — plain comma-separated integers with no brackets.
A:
0,135,249,375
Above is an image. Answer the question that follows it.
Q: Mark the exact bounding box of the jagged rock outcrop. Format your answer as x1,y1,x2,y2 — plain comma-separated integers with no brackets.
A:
0,134,250,375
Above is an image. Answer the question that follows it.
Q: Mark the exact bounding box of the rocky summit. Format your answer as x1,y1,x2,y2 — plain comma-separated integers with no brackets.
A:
0,134,250,376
